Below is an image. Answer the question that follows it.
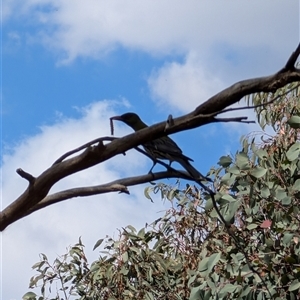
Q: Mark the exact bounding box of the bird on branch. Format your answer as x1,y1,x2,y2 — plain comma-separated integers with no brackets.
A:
111,112,211,182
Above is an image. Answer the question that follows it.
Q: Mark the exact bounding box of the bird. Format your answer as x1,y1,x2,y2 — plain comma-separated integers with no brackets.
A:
111,112,210,182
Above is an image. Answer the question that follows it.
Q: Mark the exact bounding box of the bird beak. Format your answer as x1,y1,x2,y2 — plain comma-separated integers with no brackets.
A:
110,115,123,136
110,115,122,121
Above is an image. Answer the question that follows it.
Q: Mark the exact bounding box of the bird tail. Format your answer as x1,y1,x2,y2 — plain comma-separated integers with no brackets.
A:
178,158,211,182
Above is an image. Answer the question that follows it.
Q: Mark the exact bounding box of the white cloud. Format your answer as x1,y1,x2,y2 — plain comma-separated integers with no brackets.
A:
1,100,169,299
3,1,298,63
3,0,298,118
148,52,225,112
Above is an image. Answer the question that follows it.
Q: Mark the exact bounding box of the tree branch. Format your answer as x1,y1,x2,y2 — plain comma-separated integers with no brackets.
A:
16,168,36,184
1,43,300,231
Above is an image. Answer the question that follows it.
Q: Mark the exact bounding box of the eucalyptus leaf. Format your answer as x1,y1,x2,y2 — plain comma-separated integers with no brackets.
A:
288,279,300,291
250,166,267,178
22,292,37,300
218,155,232,167
286,142,300,161
282,233,294,246
247,223,258,230
93,239,104,251
287,116,300,128
292,179,300,191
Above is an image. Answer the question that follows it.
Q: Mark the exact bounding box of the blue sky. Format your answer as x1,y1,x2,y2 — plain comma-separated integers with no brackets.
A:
1,1,299,299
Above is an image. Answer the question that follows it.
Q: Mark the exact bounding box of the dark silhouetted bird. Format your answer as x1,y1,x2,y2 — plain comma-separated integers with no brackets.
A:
111,112,210,182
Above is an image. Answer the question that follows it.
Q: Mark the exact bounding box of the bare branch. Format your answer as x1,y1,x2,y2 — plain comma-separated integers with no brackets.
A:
213,117,255,124
16,170,205,222
1,43,300,231
53,137,118,165
16,168,36,184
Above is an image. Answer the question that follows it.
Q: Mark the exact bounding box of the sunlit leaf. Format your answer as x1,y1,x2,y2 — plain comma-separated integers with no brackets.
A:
22,292,37,300
247,223,258,230
287,116,300,128
144,187,154,202
292,179,300,191
250,166,267,178
283,233,294,246
288,279,300,291
286,142,300,161
221,194,236,202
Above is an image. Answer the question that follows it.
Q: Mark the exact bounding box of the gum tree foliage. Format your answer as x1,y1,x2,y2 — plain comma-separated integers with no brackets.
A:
23,85,300,299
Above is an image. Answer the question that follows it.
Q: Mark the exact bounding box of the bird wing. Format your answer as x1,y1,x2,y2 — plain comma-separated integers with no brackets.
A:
144,136,194,162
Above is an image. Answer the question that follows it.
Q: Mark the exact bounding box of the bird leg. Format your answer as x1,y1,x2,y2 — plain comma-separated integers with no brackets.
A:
148,162,156,174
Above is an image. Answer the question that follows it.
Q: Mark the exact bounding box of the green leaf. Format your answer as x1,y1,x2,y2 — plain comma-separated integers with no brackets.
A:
292,179,300,191
228,166,241,175
167,188,178,200
22,292,37,300
250,166,267,178
198,257,209,274
198,252,221,276
281,196,291,205
223,200,239,223
189,286,202,300
289,279,300,291
286,142,300,161
220,283,238,293
221,194,236,202
276,188,287,200
145,291,154,300
283,233,294,246
247,223,258,230
287,116,300,128
236,152,250,170
137,228,145,238
218,155,232,167
207,252,221,273
122,251,128,262
205,198,213,211
254,149,268,159
31,261,45,270
144,187,154,202
260,186,270,198
93,239,104,251
126,225,136,232
221,173,237,185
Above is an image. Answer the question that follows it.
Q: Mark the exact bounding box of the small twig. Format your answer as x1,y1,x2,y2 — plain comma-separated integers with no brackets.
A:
164,112,254,134
213,116,255,124
52,136,118,165
16,168,35,184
